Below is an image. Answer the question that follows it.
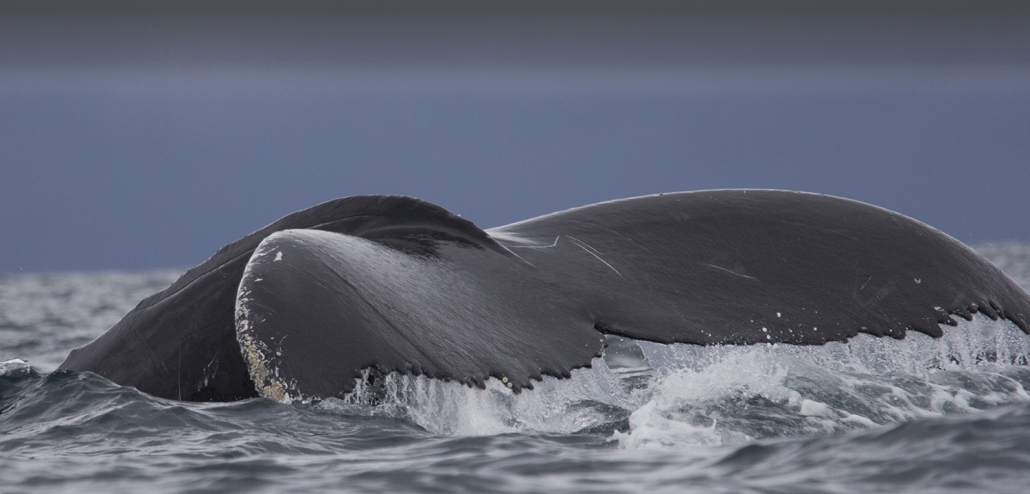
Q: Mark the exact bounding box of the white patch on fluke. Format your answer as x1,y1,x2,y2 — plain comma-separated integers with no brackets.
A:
235,237,298,404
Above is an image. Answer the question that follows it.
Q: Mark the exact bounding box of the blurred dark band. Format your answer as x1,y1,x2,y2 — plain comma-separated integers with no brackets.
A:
4,0,1030,15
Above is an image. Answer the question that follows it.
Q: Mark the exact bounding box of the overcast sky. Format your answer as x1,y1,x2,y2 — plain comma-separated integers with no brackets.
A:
2,2,1028,272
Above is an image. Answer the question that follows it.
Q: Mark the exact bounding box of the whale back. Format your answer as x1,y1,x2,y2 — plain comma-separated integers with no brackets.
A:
60,191,1030,402
490,191,1030,345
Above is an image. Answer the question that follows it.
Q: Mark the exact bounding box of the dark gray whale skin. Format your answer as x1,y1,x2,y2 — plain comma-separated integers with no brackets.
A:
58,191,1030,402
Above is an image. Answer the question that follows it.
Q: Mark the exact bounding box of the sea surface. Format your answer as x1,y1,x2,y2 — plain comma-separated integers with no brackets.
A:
3,244,1030,493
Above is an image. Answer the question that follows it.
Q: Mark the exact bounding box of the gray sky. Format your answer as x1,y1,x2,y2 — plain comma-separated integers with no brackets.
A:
2,1,1028,272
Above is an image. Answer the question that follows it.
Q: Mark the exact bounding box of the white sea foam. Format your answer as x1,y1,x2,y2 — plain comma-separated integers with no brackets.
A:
322,314,1030,449
617,315,1030,448
0,358,32,377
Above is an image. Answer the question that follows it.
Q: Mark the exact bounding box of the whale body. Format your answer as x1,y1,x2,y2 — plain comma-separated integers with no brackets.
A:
58,191,1030,402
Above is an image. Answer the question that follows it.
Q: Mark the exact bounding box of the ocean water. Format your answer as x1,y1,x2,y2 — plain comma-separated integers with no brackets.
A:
2,245,1030,493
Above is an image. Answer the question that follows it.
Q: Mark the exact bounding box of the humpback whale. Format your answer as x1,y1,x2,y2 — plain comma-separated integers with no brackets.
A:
58,191,1030,403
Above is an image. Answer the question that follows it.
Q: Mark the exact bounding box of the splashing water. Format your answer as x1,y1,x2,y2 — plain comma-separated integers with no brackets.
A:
322,314,1030,449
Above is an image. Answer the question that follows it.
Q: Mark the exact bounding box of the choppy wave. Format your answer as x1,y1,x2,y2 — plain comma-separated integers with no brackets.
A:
3,348,1030,493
